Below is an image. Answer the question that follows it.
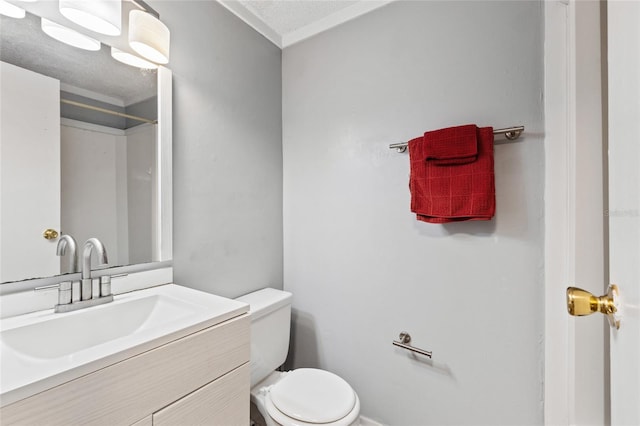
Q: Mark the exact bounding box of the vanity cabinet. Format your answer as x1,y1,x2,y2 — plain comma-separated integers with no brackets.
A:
0,314,250,425
153,363,248,425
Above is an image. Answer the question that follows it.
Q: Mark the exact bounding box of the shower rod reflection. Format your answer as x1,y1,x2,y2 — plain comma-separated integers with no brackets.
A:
389,125,524,153
61,99,158,125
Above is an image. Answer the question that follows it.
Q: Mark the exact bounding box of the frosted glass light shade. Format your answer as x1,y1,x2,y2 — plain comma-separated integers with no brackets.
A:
111,47,158,69
59,0,121,36
129,10,169,64
0,0,25,18
41,18,101,51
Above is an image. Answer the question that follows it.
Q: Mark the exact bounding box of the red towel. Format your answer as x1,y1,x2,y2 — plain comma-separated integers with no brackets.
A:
409,126,495,223
424,124,477,165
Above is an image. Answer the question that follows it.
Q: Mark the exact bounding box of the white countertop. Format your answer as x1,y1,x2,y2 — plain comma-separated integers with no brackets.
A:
0,284,248,407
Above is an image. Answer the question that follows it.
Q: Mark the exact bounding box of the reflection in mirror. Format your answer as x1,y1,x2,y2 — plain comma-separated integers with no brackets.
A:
0,8,171,284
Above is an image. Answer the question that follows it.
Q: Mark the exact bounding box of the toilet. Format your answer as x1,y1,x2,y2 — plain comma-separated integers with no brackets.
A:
236,288,361,426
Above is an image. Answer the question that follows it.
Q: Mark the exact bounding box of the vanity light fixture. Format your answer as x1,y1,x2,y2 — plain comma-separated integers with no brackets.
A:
59,0,121,36
41,18,101,51
128,9,169,64
111,46,158,69
0,0,26,18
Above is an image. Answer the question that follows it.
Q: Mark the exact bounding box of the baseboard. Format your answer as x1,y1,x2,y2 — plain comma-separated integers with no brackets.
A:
359,415,384,426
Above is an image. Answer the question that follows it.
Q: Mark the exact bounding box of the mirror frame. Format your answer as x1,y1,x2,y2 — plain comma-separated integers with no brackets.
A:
155,66,173,264
0,67,172,295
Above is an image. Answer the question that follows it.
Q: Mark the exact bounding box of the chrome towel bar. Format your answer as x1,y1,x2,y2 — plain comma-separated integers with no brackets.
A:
392,331,432,358
389,125,525,153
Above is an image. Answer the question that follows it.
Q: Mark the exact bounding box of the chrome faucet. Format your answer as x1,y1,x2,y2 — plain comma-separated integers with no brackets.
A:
37,236,114,313
56,234,78,273
81,238,108,301
55,234,78,305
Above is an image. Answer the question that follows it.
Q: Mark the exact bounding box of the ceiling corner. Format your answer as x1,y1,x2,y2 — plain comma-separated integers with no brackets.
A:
281,0,395,48
218,0,396,51
217,0,283,48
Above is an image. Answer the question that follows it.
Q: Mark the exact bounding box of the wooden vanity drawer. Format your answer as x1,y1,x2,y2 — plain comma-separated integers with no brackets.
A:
0,314,249,426
153,363,249,426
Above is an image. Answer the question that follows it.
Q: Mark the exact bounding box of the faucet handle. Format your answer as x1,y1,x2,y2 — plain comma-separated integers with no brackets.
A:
58,282,72,305
34,282,72,306
100,275,111,297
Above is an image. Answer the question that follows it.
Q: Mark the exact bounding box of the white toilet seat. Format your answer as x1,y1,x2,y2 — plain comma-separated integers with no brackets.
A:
265,392,361,426
257,369,361,426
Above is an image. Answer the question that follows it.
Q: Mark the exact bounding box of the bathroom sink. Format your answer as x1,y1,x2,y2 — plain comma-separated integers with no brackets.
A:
2,293,198,359
0,284,248,407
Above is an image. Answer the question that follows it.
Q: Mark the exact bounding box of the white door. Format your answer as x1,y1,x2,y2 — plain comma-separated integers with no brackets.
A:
607,2,640,424
0,62,61,282
545,1,639,423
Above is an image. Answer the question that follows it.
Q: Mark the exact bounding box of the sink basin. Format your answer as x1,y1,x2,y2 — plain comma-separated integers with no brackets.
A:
2,294,197,359
0,284,248,407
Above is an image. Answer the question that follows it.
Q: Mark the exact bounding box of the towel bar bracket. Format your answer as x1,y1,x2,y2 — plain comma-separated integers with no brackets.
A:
504,128,523,140
392,331,432,358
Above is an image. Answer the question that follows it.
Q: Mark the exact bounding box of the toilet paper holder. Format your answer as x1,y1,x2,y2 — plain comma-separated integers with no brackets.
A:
392,331,432,358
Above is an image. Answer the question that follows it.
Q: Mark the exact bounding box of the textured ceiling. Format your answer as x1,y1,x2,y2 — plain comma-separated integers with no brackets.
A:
1,0,391,101
223,0,393,47
0,6,156,106
238,0,359,35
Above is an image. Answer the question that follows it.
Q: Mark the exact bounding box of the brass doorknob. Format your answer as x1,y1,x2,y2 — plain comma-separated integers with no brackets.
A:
566,284,621,329
43,229,59,240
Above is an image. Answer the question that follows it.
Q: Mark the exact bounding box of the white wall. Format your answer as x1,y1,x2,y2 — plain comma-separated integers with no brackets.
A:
282,2,544,425
608,2,640,424
61,124,125,268
60,122,158,269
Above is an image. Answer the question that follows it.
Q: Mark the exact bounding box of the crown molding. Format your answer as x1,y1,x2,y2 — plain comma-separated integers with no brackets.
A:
217,0,395,50
217,0,283,48
282,0,394,48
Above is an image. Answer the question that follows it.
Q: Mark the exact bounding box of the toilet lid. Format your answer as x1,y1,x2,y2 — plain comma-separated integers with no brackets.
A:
269,369,356,424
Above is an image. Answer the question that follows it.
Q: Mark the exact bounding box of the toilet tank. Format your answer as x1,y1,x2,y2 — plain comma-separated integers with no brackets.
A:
236,288,292,387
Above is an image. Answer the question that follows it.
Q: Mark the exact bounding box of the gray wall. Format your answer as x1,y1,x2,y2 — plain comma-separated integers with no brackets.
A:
126,124,155,264
282,1,544,425
152,0,283,298
125,97,157,129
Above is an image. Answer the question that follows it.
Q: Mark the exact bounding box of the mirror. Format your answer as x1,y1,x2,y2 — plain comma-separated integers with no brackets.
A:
0,4,172,284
